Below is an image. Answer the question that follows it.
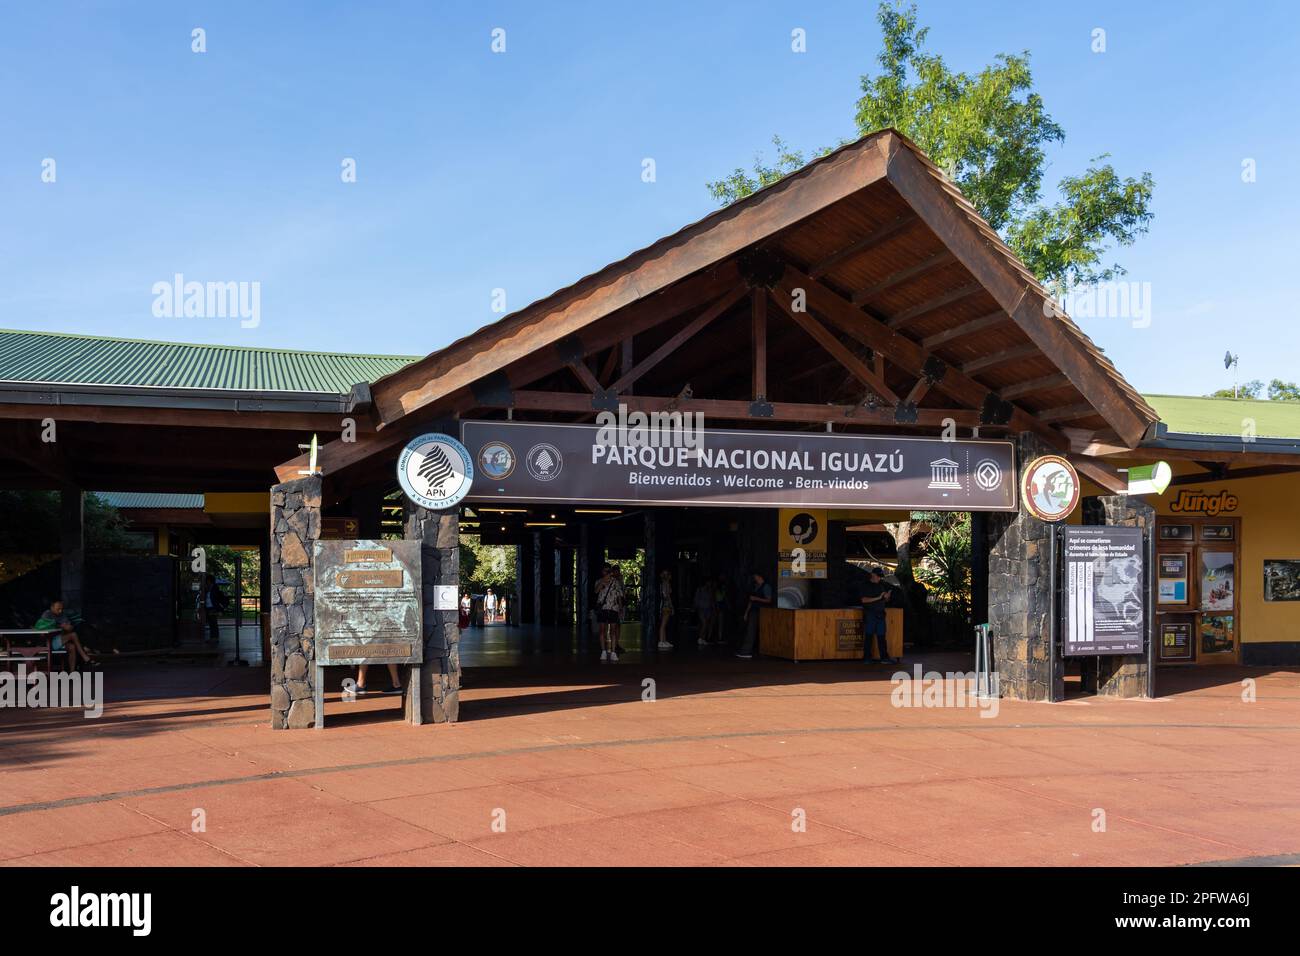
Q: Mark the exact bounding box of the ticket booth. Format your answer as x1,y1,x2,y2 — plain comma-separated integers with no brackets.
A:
1155,516,1240,665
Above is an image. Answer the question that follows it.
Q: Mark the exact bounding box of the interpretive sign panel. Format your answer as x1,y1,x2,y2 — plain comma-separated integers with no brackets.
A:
313,539,422,666
1062,526,1145,657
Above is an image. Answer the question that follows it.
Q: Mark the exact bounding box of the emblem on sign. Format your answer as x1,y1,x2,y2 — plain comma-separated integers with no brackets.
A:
397,433,474,510
974,459,1002,491
477,441,516,480
525,442,563,481
1021,455,1080,522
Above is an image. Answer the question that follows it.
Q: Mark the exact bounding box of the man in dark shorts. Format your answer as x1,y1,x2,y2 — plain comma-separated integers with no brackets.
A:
859,566,894,664
735,570,773,660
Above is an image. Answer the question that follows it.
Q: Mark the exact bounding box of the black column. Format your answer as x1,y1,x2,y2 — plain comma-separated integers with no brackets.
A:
970,511,989,626
642,511,657,658
59,487,85,612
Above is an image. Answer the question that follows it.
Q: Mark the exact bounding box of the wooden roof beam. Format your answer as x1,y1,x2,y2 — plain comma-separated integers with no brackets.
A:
882,138,1151,447
920,311,1009,351
772,263,1067,449
808,215,916,279
887,282,984,329
852,250,955,305
768,292,900,404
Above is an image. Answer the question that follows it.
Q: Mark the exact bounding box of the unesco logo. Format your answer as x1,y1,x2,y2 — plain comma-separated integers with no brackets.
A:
525,443,563,481
974,459,1002,491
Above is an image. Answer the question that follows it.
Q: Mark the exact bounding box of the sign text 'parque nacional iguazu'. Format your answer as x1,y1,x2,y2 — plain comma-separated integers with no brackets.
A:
460,419,1017,511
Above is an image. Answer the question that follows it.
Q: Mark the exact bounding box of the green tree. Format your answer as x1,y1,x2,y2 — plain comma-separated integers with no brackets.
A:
1267,379,1300,402
459,536,517,596
708,2,1154,289
1207,380,1263,399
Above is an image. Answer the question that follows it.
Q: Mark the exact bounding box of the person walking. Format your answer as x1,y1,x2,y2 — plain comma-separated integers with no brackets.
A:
735,570,773,659
485,588,497,624
458,592,471,629
202,574,229,644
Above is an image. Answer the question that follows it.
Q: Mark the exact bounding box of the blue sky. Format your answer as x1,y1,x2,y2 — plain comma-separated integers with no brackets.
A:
2,0,1297,395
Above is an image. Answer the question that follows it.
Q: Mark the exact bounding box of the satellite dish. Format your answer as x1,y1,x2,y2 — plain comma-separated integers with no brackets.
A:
1224,351,1236,370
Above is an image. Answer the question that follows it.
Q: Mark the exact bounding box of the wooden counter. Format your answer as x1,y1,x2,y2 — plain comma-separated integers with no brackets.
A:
759,607,903,662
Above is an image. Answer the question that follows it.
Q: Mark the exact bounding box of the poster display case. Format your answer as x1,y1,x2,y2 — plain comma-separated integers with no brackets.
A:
1155,516,1240,664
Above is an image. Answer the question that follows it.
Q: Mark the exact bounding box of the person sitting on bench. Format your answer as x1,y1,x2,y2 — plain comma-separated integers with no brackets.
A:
34,599,96,670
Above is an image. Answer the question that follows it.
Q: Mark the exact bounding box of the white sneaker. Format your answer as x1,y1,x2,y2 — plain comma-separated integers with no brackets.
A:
657,641,673,650
609,651,618,662
600,650,609,661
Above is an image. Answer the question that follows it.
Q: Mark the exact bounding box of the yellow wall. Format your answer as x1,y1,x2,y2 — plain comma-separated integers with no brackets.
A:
1150,471,1300,646
204,492,270,514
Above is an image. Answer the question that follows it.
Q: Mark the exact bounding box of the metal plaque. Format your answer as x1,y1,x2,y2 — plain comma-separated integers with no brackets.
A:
314,539,422,666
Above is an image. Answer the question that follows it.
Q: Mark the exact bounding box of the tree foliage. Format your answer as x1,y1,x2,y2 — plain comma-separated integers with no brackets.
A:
1206,379,1299,401
707,2,1154,289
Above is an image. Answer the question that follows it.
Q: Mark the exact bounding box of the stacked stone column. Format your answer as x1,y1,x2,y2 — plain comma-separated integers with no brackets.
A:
404,505,461,723
269,475,321,729
986,432,1056,701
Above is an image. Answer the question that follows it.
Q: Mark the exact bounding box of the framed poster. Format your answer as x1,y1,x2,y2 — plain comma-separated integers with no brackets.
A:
1200,614,1235,655
1157,553,1189,605
1158,620,1193,662
1199,551,1236,612
1061,526,1145,656
1201,524,1235,541
1159,524,1194,541
1264,560,1300,602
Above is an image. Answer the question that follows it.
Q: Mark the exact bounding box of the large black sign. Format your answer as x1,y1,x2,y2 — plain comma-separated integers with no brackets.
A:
1062,526,1145,656
460,420,1016,511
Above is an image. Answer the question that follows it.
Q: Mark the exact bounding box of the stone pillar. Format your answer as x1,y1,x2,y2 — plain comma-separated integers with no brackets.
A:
404,506,461,723
60,487,85,612
987,433,1056,701
269,475,321,729
1094,495,1155,699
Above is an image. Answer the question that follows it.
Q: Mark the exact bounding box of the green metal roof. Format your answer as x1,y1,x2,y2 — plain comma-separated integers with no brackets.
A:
93,492,204,509
1144,394,1300,439
0,329,419,393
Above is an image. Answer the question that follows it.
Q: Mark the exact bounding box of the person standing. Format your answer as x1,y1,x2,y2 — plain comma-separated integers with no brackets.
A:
202,574,229,644
735,570,773,659
656,569,675,651
485,588,497,624
594,564,624,662
458,592,471,629
859,566,894,664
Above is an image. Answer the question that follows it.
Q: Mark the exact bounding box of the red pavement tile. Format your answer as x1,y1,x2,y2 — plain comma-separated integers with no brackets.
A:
726,836,940,867
515,768,727,815
620,799,848,860
368,783,602,842
6,829,248,867
339,841,514,867
466,815,726,866
0,803,169,862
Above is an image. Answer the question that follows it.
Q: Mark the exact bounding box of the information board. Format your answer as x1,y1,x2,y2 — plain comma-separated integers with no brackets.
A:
313,539,423,666
1062,526,1145,657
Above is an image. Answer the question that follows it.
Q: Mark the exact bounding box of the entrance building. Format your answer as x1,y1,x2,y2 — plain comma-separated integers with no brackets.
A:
4,130,1299,729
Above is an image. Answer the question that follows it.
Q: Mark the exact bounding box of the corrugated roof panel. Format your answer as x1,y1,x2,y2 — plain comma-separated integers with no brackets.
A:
0,329,420,393
93,492,205,509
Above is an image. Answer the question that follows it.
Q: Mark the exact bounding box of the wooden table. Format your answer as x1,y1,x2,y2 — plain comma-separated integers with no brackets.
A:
0,628,65,672
759,608,903,662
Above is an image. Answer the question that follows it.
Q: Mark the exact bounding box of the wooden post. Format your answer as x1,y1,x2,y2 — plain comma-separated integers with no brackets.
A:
752,288,767,401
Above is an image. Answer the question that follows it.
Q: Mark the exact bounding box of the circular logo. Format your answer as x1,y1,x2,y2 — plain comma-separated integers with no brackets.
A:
1021,455,1080,522
974,459,1002,492
477,441,515,480
788,512,819,545
397,433,474,510
525,442,563,481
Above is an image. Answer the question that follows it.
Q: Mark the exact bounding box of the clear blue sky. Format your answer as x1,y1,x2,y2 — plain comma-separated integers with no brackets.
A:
2,1,1297,395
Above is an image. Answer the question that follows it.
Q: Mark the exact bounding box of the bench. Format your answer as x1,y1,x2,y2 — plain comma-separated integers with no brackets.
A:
0,629,67,674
